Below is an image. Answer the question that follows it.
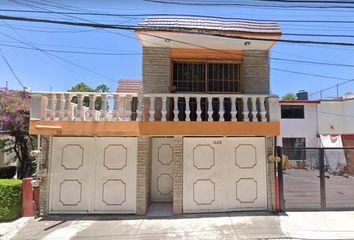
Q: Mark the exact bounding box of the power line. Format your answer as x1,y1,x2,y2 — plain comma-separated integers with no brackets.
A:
4,9,354,23
270,57,354,68
2,13,354,47
144,0,354,10
309,79,354,96
272,67,352,81
0,42,142,55
0,47,25,88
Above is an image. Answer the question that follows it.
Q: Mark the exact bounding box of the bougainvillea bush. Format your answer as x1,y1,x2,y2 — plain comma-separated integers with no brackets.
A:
0,87,35,179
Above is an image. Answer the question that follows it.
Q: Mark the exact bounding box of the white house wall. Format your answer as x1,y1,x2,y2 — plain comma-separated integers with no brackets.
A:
279,104,319,147
318,99,354,134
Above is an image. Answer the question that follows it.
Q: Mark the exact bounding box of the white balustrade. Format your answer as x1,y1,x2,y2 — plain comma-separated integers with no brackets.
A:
30,92,279,123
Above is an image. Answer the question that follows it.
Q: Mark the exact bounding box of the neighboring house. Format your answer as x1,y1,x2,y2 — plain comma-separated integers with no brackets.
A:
318,92,354,173
279,99,320,149
29,16,281,216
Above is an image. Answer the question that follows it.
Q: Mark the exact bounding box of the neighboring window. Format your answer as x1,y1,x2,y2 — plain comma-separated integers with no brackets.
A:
282,138,306,160
172,62,241,93
281,105,304,119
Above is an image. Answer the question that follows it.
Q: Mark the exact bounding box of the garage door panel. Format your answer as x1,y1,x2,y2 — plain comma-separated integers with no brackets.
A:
50,137,94,213
183,138,224,213
50,137,137,214
151,138,174,202
226,138,266,211
93,137,137,213
183,137,267,213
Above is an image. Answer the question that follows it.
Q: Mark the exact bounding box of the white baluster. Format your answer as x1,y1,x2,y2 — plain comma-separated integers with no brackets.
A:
231,97,237,122
196,96,202,121
56,94,65,120
268,97,280,122
89,94,97,121
219,97,224,122
125,95,132,121
161,96,167,121
259,97,267,122
40,94,48,120
136,95,143,121
251,97,258,122
112,94,119,121
173,96,179,121
100,94,108,121
49,94,57,120
76,94,85,121
242,97,249,122
185,97,190,121
207,96,213,121
149,96,155,121
64,94,73,121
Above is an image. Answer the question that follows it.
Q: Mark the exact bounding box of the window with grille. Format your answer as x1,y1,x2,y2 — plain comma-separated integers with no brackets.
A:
281,105,305,119
172,62,241,93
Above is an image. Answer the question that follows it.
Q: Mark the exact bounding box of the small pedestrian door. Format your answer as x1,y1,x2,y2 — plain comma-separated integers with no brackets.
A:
151,138,174,202
183,137,266,213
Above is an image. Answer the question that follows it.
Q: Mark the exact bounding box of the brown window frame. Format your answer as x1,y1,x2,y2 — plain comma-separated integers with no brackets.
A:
171,60,243,94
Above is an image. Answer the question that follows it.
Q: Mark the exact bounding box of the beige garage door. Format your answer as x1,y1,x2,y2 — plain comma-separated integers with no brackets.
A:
183,137,266,213
49,137,137,214
151,138,174,202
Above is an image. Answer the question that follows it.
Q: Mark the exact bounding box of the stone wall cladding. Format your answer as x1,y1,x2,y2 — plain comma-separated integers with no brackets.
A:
136,136,152,215
142,47,171,93
266,136,276,212
39,136,51,216
243,50,270,94
173,136,183,214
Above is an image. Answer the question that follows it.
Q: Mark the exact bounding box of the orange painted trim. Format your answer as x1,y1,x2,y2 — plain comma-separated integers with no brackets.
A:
29,120,280,136
171,48,244,60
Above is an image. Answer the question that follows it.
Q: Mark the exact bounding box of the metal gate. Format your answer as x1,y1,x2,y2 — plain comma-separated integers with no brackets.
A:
277,147,354,211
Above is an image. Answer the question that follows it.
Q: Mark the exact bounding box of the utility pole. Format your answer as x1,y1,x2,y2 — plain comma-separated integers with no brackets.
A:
5,80,8,89
336,84,339,98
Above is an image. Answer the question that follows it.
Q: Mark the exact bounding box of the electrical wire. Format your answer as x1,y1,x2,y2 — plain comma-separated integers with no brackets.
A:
0,47,25,88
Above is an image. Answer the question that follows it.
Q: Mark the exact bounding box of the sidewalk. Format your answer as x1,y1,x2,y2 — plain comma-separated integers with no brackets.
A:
0,217,32,240
4,211,354,240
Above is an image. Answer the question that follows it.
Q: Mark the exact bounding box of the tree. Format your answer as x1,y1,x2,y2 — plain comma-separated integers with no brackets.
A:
0,88,34,179
68,83,110,110
281,93,296,100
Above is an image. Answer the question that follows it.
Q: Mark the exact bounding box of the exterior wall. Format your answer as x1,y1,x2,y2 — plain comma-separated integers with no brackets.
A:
142,47,171,93
243,50,270,94
279,103,319,147
136,136,152,215
39,136,51,216
172,136,183,214
0,135,17,166
266,136,276,212
318,99,354,134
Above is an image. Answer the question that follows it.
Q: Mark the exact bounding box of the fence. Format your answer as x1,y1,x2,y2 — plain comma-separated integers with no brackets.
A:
277,147,354,211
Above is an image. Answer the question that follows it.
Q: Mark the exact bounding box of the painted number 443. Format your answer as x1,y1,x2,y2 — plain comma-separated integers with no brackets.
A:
213,140,222,144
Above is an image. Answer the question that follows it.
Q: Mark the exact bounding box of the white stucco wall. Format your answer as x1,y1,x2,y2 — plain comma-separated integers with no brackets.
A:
278,103,319,147
318,99,354,134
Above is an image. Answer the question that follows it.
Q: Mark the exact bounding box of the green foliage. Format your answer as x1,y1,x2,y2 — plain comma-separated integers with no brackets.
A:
281,93,296,100
0,179,22,221
68,82,110,110
0,88,34,179
0,166,17,179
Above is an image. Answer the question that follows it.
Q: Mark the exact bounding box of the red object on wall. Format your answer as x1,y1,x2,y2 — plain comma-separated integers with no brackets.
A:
22,178,34,217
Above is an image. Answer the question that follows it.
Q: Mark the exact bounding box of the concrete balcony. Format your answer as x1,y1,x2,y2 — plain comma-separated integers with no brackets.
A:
29,92,280,136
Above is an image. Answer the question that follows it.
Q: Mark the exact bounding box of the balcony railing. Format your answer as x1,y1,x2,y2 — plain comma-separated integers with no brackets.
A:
30,92,280,122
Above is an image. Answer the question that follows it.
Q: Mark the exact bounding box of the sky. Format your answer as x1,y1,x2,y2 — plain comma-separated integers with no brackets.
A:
0,0,354,99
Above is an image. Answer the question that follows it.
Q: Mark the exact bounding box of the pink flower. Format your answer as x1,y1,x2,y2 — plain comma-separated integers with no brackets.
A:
1,115,10,124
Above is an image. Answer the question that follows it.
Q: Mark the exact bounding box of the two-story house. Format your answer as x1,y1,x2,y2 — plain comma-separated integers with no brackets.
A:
29,16,281,216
